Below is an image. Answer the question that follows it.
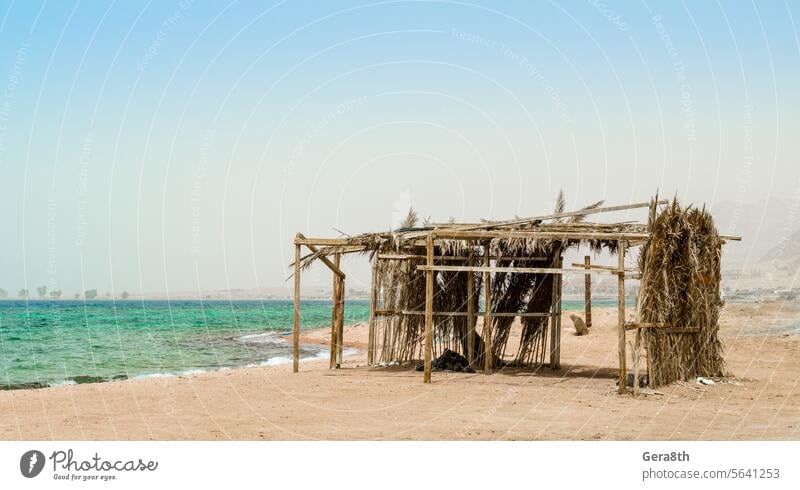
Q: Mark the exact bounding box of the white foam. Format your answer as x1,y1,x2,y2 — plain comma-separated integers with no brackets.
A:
236,332,285,345
47,379,77,387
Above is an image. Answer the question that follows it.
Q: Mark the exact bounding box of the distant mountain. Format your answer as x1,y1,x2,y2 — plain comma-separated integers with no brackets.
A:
709,197,797,266
759,229,800,262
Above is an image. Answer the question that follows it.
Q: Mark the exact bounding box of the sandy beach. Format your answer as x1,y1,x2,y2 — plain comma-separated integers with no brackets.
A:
0,301,798,441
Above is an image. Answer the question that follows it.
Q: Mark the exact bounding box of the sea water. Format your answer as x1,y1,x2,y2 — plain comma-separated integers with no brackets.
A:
0,300,369,390
0,298,614,389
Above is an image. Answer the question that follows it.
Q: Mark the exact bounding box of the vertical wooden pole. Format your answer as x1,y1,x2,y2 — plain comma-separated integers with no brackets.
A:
466,253,475,368
483,242,492,374
549,254,563,369
584,255,592,328
367,258,378,366
423,233,434,383
557,255,563,365
329,255,340,369
293,238,301,373
633,330,642,395
336,266,345,367
618,240,627,394
633,254,645,395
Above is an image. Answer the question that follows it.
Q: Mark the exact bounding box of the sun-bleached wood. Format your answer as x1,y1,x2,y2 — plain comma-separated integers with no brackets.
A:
584,256,592,328
466,254,475,368
417,265,619,275
483,244,492,374
297,234,345,278
374,310,550,317
367,259,377,366
293,240,301,373
423,234,434,383
617,241,627,394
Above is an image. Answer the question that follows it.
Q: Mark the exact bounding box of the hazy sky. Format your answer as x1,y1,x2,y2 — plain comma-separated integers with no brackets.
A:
0,1,798,295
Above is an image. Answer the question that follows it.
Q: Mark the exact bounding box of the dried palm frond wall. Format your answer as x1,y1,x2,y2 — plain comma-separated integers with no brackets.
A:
373,242,560,367
372,194,618,368
638,199,725,387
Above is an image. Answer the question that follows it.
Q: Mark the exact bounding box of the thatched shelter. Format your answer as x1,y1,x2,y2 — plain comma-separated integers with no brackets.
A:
290,196,740,392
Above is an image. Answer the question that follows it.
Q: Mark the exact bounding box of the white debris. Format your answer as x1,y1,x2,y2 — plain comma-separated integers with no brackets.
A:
696,376,715,385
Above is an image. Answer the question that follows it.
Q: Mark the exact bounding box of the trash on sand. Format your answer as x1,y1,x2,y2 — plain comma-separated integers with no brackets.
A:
696,376,715,385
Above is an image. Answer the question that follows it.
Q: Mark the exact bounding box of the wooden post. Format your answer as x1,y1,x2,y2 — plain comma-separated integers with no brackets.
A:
632,330,642,395
423,233,434,383
549,255,563,369
329,254,342,369
336,264,345,367
633,255,645,395
483,242,492,374
293,239,301,373
466,254,475,368
584,255,592,328
367,258,378,366
550,255,561,369
618,241,627,394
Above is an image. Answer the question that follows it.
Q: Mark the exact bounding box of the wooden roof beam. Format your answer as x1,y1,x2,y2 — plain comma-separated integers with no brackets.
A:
297,234,346,278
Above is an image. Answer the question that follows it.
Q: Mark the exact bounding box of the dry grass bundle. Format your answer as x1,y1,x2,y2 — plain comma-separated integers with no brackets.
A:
638,198,725,387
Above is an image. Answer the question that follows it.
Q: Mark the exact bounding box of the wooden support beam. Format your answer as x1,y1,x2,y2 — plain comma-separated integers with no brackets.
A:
632,329,642,396
336,260,345,367
367,259,377,366
466,254,475,368
295,237,373,247
374,310,550,318
549,255,563,369
378,253,549,261
431,230,650,241
424,234,434,383
658,328,700,334
624,322,700,334
584,256,592,328
571,262,636,273
617,241,627,394
329,254,341,369
483,243,493,374
417,265,620,275
429,200,669,233
556,255,563,366
624,322,670,330
293,238,301,374
297,234,345,278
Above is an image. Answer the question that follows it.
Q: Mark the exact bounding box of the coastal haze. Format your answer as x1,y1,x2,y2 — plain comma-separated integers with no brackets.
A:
0,1,799,445
0,2,798,298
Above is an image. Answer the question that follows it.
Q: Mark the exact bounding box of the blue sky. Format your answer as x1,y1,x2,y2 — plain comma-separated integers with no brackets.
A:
0,0,798,295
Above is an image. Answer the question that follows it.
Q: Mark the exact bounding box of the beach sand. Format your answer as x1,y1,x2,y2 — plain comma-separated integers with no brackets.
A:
1,301,798,440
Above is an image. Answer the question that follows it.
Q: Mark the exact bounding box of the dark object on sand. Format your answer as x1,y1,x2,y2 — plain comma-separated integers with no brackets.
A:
416,349,475,373
616,373,648,388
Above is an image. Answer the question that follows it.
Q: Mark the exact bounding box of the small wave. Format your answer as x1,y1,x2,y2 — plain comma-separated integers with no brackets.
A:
236,332,285,345
132,368,211,380
5,347,358,390
46,379,77,388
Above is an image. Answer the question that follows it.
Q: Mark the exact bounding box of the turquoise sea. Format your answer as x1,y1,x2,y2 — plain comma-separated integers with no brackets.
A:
0,298,615,390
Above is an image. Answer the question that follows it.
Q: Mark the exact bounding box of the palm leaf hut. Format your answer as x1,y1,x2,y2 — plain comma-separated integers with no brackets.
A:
290,196,740,392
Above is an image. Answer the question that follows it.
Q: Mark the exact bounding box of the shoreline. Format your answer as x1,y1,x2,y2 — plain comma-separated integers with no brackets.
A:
3,300,799,393
0,330,340,392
